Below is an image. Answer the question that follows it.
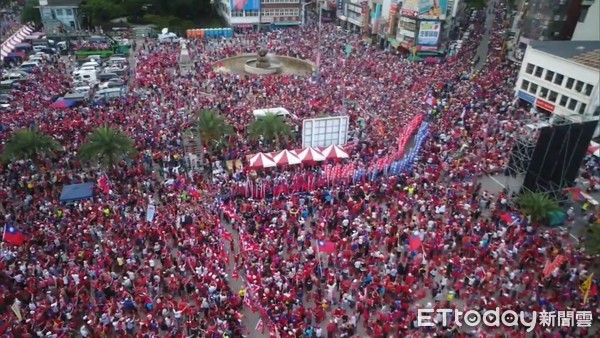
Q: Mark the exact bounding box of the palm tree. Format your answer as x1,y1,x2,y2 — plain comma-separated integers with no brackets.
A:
248,112,291,148
1,129,60,163
78,126,136,169
517,191,561,225
196,110,234,154
195,110,234,168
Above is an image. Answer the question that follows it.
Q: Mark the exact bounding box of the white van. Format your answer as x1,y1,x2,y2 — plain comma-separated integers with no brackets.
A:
73,69,98,84
94,87,128,101
81,61,100,69
2,73,26,81
252,107,296,120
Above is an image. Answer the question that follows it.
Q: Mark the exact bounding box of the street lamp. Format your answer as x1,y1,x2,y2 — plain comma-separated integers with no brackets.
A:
302,1,312,26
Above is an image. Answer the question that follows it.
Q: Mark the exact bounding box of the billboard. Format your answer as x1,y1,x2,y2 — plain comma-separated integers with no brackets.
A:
231,0,259,11
417,21,441,46
302,116,350,149
401,0,448,20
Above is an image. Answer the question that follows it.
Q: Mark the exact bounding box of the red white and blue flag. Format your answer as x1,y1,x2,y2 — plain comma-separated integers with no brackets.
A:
3,224,25,246
317,240,336,254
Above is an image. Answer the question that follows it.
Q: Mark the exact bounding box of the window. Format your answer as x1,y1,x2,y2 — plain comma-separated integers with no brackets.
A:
55,9,63,16
521,80,530,91
584,84,593,96
525,63,535,74
534,66,544,77
539,87,549,99
554,73,564,85
559,95,569,107
66,9,73,16
529,83,538,94
568,98,578,110
548,91,558,103
566,77,575,89
575,81,584,93
579,103,587,114
545,70,554,81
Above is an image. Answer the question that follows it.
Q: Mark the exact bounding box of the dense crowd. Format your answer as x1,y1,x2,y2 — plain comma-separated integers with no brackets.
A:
0,0,598,337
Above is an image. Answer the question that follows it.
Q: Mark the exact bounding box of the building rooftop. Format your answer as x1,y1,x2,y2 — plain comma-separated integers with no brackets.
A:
529,40,600,70
45,0,82,6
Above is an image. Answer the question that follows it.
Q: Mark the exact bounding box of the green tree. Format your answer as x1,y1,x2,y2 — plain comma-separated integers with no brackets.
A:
21,0,42,26
1,129,60,163
248,112,292,148
195,110,233,162
517,192,561,224
581,226,600,256
78,126,135,169
81,0,126,27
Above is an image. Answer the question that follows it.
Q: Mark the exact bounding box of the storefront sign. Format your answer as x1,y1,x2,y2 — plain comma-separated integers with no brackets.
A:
401,9,418,17
517,90,535,104
536,98,555,112
398,29,415,38
417,21,441,46
417,45,438,52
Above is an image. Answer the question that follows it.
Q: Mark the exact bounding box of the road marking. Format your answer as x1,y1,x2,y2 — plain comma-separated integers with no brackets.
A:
488,175,506,189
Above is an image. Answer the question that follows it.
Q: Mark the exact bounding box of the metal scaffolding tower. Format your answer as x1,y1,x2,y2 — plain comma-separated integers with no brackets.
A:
507,114,598,202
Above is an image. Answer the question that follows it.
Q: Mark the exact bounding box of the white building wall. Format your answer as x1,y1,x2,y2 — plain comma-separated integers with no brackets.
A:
515,46,600,133
572,0,600,41
381,0,392,20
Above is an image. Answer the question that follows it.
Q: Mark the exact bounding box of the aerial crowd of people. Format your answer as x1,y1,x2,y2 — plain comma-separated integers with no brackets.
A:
0,0,598,337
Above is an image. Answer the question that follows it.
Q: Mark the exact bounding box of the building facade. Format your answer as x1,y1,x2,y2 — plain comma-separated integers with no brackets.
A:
394,0,449,53
224,0,301,30
38,0,82,34
515,41,600,132
572,0,600,41
514,0,583,47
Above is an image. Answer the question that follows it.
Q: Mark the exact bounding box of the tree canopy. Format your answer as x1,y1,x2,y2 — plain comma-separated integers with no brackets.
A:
249,113,292,147
78,126,136,169
517,192,561,224
21,0,42,26
1,129,60,163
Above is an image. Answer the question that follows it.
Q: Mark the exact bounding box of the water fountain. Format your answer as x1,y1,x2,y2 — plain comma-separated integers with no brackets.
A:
214,48,316,76
244,48,282,75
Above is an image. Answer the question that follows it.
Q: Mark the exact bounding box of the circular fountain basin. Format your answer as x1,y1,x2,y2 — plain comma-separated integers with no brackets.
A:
215,53,317,76
244,59,282,75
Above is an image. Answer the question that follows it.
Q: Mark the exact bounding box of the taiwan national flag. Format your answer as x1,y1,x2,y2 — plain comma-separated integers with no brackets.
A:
500,213,521,225
409,231,422,252
317,241,336,254
3,225,25,246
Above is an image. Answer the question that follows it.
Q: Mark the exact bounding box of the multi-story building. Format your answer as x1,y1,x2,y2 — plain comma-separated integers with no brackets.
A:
394,0,448,53
224,0,301,30
515,40,600,133
337,0,370,31
572,0,600,41
510,0,585,54
260,0,302,27
38,0,82,33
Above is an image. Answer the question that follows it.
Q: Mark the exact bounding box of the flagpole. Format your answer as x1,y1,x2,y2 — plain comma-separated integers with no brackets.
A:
314,239,324,276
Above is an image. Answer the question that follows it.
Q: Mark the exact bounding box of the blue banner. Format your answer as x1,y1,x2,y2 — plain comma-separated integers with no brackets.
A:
517,90,535,104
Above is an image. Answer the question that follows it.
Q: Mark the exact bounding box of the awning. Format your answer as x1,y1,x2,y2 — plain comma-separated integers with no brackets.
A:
338,15,347,21
0,23,35,59
273,22,299,26
59,182,95,202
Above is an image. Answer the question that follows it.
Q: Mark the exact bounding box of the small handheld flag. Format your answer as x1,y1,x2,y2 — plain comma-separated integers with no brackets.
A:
3,225,25,246
317,241,336,254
